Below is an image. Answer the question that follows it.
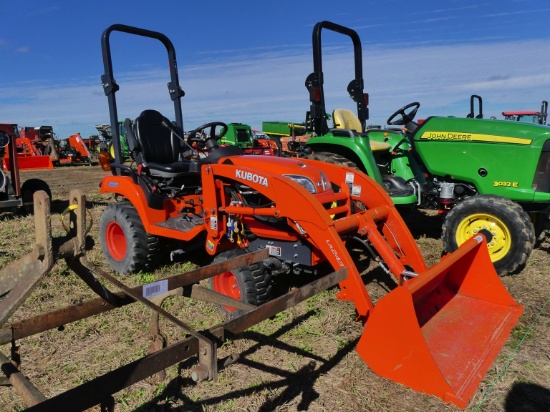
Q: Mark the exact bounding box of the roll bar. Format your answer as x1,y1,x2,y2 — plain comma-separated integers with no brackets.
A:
100,24,185,164
305,21,369,135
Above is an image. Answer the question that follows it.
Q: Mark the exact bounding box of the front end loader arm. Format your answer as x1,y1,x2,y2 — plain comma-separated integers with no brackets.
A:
201,161,427,319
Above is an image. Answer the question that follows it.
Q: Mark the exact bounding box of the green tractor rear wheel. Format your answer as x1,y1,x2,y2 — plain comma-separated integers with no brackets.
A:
307,152,359,169
442,195,534,276
306,152,367,211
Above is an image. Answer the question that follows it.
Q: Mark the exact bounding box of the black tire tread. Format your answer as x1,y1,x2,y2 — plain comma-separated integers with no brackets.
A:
21,178,52,214
442,195,534,276
99,201,160,274
210,249,272,316
307,152,358,169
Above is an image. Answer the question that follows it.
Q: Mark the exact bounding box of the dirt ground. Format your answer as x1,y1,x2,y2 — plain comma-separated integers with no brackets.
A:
0,165,549,412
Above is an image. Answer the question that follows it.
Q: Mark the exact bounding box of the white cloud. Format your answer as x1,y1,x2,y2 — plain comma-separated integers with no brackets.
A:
1,38,550,138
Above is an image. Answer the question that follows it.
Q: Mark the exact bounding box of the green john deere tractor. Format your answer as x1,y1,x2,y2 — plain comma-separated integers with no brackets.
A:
218,123,253,148
95,121,131,160
303,21,550,275
217,122,280,156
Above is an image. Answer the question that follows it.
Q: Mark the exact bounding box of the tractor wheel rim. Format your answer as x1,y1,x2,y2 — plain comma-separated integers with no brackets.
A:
456,213,511,262
212,271,241,312
105,221,127,261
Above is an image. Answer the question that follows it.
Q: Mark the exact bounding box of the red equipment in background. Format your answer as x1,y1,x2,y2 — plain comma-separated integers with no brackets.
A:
54,133,93,166
2,125,54,171
0,123,51,213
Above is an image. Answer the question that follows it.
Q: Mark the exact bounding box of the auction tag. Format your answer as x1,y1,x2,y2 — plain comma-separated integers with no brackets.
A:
143,279,168,299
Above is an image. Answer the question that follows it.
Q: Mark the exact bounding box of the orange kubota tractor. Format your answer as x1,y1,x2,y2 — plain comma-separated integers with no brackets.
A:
97,25,522,409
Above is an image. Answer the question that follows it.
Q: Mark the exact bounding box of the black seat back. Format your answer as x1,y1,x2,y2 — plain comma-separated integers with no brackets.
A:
133,109,180,164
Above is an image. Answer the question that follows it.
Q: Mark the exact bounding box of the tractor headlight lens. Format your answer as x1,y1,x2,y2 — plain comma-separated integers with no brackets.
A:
318,172,331,192
283,174,317,194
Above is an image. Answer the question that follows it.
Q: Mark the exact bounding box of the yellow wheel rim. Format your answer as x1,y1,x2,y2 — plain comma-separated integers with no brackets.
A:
456,213,511,262
109,143,115,159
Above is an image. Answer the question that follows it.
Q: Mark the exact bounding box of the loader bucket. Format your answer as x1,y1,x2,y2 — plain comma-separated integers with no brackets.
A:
7,156,54,171
357,235,523,409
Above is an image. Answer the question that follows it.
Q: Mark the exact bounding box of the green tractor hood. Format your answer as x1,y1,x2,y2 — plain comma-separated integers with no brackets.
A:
414,117,550,203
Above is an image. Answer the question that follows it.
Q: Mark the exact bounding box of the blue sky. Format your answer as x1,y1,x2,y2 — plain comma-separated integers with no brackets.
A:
2,0,550,139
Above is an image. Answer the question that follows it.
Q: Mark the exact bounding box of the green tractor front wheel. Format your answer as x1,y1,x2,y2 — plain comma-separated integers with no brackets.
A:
442,195,535,276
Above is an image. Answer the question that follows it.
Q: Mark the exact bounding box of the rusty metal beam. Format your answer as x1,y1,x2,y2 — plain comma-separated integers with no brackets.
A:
0,249,269,345
189,284,256,311
23,268,347,412
0,190,90,327
91,264,215,346
0,192,53,326
0,351,46,407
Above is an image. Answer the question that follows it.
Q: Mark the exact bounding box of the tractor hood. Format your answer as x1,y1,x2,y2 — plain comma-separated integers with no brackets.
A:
413,116,550,201
415,116,550,147
218,154,332,194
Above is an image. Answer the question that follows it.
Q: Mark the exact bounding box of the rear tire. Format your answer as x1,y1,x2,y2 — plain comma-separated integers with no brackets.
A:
21,179,51,214
307,152,366,211
442,195,534,276
307,152,359,169
209,249,272,318
99,201,160,274
532,212,550,245
268,137,283,156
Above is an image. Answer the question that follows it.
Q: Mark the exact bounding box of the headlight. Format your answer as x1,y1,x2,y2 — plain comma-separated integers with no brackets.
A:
283,174,317,194
318,172,331,192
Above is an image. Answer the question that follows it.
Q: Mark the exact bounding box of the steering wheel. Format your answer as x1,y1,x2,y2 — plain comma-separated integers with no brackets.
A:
0,131,10,148
387,102,420,126
187,122,228,152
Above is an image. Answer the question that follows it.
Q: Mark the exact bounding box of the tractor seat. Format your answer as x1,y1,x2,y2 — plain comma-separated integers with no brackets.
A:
332,109,391,152
128,110,200,178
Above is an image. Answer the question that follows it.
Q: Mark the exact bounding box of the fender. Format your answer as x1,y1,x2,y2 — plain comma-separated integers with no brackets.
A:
100,175,205,240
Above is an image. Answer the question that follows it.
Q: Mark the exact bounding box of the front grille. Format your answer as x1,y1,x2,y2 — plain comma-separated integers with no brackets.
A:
532,140,550,193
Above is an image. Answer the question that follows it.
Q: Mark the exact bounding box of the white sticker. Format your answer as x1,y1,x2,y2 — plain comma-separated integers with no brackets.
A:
267,245,282,257
352,185,362,197
345,172,355,184
143,279,168,299
206,240,214,251
210,216,218,230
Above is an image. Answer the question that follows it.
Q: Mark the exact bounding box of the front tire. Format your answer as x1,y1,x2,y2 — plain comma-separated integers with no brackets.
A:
532,212,550,245
209,249,272,318
21,179,52,214
99,201,160,274
442,195,534,276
